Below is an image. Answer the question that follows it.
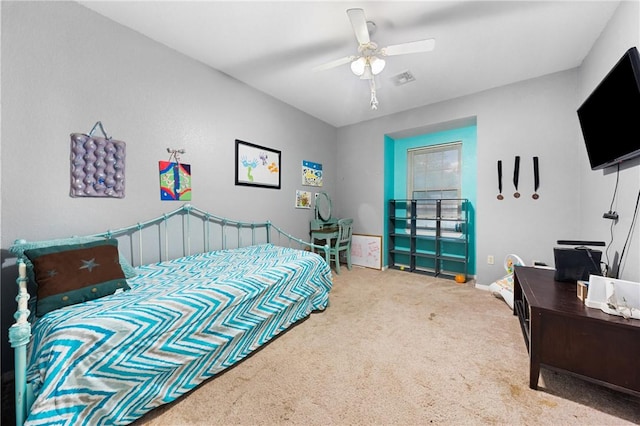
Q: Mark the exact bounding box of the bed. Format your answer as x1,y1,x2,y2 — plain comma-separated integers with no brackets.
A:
8,204,333,425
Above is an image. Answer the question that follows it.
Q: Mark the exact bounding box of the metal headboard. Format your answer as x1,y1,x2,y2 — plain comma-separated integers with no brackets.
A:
83,203,328,266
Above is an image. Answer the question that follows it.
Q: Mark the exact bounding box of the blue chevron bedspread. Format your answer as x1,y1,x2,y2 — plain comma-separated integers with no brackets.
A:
24,243,332,425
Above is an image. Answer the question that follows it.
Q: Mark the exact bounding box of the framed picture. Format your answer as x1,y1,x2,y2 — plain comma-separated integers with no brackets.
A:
235,139,281,189
295,190,311,209
302,160,323,187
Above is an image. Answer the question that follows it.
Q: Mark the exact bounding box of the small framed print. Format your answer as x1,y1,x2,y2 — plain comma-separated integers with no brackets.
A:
295,190,311,209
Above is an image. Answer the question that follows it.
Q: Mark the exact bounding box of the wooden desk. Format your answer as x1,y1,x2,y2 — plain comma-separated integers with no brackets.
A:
310,226,338,250
513,266,640,396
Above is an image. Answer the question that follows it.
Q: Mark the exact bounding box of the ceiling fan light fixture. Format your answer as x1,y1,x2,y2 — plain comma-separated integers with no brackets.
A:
314,8,435,112
369,56,386,75
350,57,366,76
352,56,385,78
360,65,374,80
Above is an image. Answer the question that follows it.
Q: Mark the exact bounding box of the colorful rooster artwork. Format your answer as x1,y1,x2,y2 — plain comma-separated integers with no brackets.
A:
159,161,191,200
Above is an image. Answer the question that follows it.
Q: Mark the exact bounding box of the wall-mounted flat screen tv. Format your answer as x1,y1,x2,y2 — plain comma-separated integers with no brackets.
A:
577,46,640,170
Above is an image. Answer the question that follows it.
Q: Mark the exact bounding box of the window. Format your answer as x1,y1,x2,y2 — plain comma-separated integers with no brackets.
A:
407,142,462,229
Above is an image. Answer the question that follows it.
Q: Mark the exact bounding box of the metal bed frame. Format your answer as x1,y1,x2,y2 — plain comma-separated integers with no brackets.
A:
9,204,329,425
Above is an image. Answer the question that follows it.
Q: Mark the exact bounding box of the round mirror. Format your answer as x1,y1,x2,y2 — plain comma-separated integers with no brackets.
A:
315,192,332,221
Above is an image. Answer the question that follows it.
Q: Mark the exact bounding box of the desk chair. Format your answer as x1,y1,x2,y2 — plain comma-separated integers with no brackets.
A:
329,218,353,274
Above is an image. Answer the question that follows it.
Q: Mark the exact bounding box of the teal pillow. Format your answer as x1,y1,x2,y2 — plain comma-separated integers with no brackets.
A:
117,254,137,278
24,239,130,316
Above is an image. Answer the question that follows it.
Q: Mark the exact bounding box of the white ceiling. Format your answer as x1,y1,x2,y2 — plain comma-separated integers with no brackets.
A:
79,1,620,128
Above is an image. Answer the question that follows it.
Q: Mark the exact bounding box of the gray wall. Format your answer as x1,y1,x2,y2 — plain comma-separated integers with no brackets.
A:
336,70,582,286
577,0,640,282
0,1,336,373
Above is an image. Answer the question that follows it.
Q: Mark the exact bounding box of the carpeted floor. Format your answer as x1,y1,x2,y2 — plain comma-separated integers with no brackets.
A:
3,267,638,425
131,267,640,425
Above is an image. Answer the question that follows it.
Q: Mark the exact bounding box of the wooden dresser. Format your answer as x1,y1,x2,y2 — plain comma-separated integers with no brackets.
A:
513,266,640,396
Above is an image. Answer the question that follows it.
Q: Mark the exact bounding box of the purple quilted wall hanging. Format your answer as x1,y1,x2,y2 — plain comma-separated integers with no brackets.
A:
70,122,125,198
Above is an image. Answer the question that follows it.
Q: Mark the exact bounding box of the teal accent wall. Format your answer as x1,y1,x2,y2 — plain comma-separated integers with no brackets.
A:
383,135,395,268
384,125,477,274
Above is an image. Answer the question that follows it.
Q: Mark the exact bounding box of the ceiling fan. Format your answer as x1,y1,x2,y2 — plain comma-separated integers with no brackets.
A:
313,8,435,110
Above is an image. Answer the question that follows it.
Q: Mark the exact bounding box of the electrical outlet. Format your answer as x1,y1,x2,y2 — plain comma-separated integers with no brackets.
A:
487,255,494,265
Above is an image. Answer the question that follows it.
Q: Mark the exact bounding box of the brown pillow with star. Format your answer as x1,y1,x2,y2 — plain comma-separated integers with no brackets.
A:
24,239,130,317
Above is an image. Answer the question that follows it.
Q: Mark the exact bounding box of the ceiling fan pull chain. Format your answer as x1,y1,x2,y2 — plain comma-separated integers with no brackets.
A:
369,79,379,110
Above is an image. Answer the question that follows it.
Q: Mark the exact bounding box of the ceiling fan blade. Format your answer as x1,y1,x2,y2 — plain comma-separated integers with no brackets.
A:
312,55,358,72
380,38,436,56
346,8,370,46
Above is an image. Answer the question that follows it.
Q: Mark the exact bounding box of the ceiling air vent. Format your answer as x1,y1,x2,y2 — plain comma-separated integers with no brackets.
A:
391,70,416,86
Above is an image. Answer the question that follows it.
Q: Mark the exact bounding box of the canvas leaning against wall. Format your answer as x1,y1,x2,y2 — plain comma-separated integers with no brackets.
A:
350,234,382,270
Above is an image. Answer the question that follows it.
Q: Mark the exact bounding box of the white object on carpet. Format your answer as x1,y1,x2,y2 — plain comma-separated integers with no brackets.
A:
488,254,525,309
